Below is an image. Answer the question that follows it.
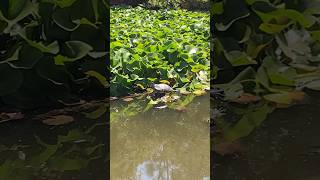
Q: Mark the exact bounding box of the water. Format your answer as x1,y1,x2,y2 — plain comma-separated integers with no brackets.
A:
110,95,210,180
213,91,320,180
0,109,108,180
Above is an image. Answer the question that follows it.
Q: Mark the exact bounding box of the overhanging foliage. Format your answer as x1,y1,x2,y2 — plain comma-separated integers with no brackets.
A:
0,0,109,108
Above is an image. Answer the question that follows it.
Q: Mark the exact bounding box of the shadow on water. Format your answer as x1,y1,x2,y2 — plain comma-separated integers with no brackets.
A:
0,110,108,180
111,95,210,180
213,92,320,180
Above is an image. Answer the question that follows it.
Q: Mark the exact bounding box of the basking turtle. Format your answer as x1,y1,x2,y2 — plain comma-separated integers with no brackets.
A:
151,83,174,92
150,83,178,99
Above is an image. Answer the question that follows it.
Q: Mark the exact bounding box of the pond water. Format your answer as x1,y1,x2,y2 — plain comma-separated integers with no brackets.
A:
213,91,320,180
110,95,210,180
0,109,108,180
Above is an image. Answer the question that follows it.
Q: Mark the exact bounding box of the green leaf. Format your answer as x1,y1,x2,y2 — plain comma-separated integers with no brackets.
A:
263,91,305,104
85,70,108,87
19,30,59,54
54,41,93,65
52,8,78,31
224,104,274,142
9,45,43,69
43,0,78,8
212,2,224,15
8,0,27,19
0,64,23,95
84,103,107,119
214,0,250,31
305,79,320,90
224,50,257,66
30,136,59,166
259,22,290,34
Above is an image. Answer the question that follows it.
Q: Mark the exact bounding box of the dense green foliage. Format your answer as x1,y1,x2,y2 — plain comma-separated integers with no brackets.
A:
147,0,209,10
0,0,108,108
212,0,320,103
111,7,210,96
212,0,320,144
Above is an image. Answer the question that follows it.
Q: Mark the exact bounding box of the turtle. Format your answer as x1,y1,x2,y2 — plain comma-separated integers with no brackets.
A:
150,83,179,99
151,83,174,92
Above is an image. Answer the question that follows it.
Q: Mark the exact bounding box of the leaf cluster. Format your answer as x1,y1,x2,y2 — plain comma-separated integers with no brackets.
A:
212,0,320,105
0,0,108,108
111,7,210,96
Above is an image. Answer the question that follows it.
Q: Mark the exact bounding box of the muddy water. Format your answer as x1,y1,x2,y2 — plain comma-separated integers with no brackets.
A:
213,92,320,180
111,95,210,180
0,110,108,180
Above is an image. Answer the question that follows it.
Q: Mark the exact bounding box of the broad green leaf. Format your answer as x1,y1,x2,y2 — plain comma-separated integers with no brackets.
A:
224,104,274,142
42,0,77,8
224,50,257,66
263,91,305,104
84,103,107,119
8,0,27,19
0,64,23,95
85,70,108,87
211,2,224,15
54,41,93,65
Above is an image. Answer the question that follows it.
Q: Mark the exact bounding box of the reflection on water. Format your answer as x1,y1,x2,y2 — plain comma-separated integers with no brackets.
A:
111,95,210,180
136,160,176,180
0,111,108,180
213,92,320,180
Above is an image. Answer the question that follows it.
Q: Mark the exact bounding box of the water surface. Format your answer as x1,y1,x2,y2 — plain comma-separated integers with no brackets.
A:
111,95,210,180
0,109,108,180
213,92,320,180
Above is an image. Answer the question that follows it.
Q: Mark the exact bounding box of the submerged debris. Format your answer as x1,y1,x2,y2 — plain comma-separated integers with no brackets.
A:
211,108,226,120
42,115,74,126
213,141,247,156
0,112,24,123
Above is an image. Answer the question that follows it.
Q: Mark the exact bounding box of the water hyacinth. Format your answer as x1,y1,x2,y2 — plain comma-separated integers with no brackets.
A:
111,7,210,97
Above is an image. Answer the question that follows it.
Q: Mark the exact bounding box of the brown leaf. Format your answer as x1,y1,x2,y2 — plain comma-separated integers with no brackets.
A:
0,112,24,123
231,93,261,104
42,115,74,126
109,97,118,101
122,97,134,102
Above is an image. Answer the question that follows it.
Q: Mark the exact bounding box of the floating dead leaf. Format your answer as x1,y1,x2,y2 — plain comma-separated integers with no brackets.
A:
0,112,24,123
122,97,134,102
42,115,74,126
231,93,261,104
109,97,118,101
175,107,187,112
168,105,187,112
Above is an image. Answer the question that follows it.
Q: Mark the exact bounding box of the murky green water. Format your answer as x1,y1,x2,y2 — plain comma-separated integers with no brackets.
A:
111,95,210,180
213,92,320,180
0,111,108,180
